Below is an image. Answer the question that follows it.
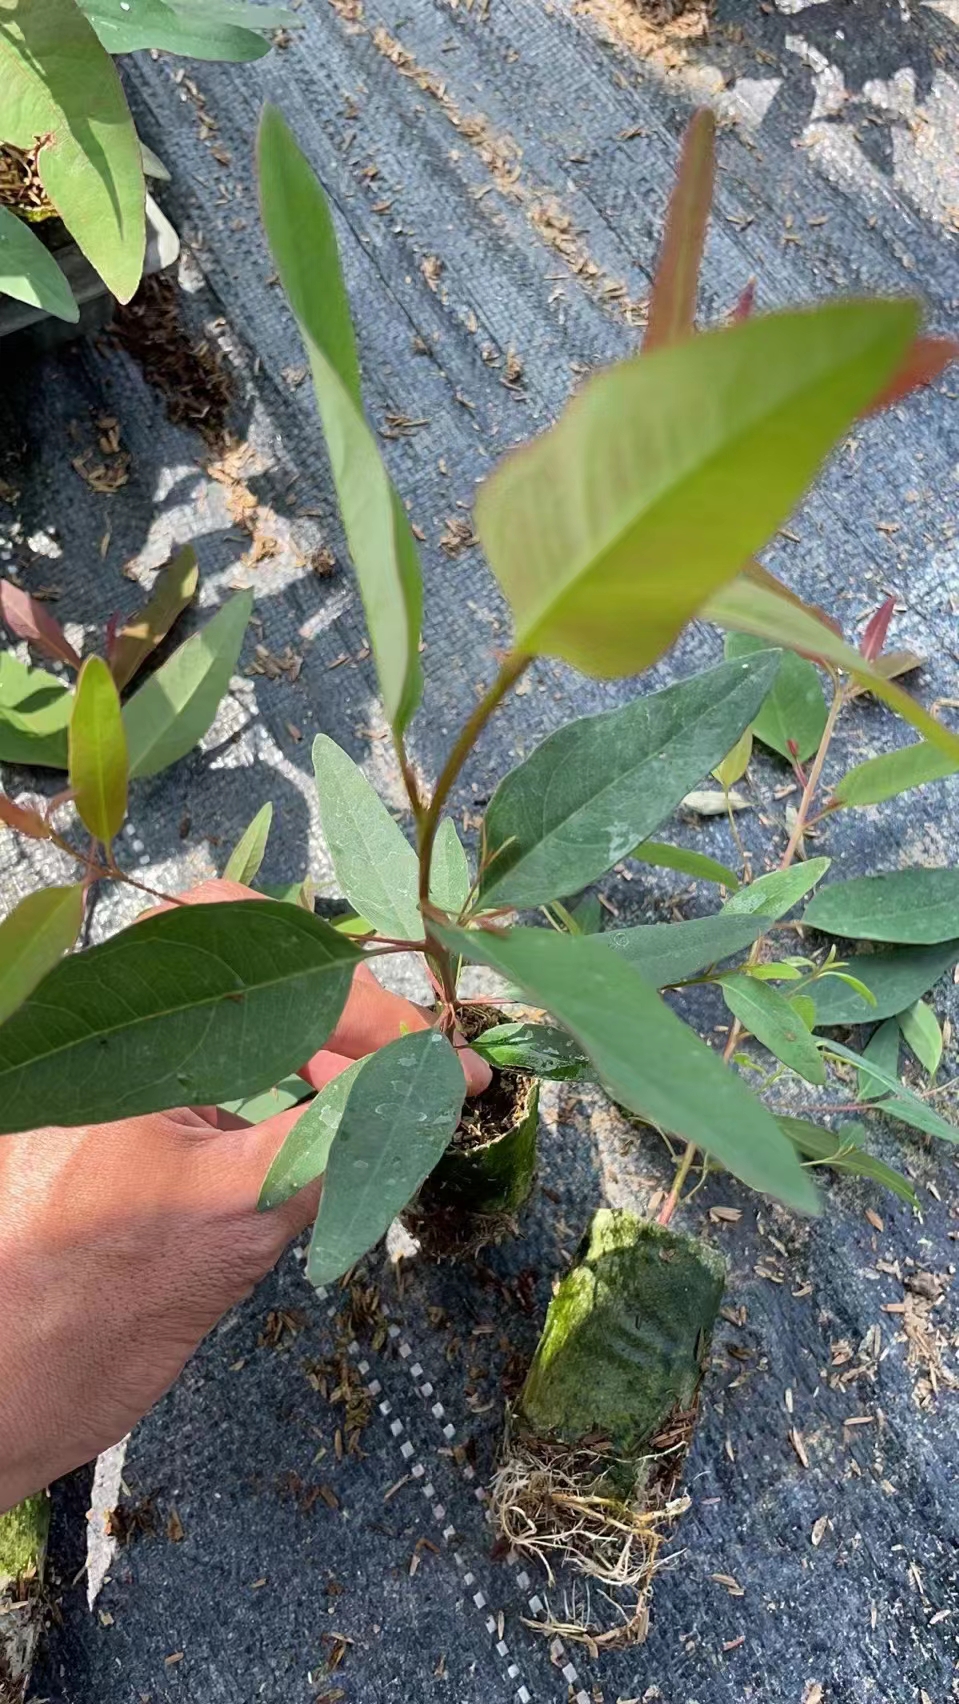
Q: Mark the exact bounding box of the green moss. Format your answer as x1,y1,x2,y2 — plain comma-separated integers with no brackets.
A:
517,1209,725,1467
0,1495,49,1587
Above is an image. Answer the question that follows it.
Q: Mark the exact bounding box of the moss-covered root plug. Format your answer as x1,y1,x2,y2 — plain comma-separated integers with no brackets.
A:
0,1492,49,1692
519,1210,726,1463
491,1210,725,1643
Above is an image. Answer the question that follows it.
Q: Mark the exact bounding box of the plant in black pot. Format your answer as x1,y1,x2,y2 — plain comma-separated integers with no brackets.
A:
0,0,295,337
1,103,959,1659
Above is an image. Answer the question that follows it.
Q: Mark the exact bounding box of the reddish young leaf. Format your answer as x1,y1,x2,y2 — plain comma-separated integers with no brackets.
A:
865,335,959,415
741,561,844,642
0,580,81,670
644,108,716,353
860,594,896,662
104,611,120,664
731,276,756,323
0,794,52,840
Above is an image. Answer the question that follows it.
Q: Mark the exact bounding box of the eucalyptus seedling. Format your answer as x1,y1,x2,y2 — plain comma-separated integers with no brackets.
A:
0,109,957,1629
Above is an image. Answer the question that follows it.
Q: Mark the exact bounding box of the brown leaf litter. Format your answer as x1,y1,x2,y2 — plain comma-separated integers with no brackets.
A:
573,0,712,75
0,142,55,220
71,416,130,494
325,3,645,327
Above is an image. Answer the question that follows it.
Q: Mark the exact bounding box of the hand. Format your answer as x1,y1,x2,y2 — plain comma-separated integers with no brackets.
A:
0,880,490,1513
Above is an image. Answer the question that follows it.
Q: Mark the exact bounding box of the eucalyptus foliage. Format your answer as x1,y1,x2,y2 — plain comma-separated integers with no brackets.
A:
1,107,957,1290
0,0,294,322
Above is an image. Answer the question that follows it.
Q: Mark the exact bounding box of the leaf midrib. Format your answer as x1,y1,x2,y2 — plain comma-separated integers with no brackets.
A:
487,670,754,890
0,937,350,1078
520,318,901,641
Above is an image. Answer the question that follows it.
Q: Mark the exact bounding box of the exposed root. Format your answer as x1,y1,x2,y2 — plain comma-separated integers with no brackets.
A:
402,1201,520,1262
490,1432,691,1648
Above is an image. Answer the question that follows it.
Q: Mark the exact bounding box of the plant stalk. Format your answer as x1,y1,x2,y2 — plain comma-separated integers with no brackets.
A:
779,680,845,870
657,1141,698,1227
417,650,530,1003
417,649,530,913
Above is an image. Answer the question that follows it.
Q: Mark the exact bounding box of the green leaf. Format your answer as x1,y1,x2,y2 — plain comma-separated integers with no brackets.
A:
306,1030,465,1285
822,1039,959,1144
479,652,780,908
77,0,288,59
712,726,752,791
0,206,78,323
430,817,471,916
858,1016,901,1100
898,998,942,1078
789,993,817,1031
776,1116,916,1205
0,653,72,768
720,972,826,1084
0,885,83,1028
832,741,959,809
566,892,604,934
437,923,817,1210
109,545,199,692
724,632,827,761
221,1072,313,1126
257,106,422,734
123,589,252,778
643,109,715,352
69,657,128,844
224,802,273,886
822,971,878,1007
810,941,959,1026
332,910,374,935
0,900,361,1135
0,0,145,300
704,575,959,764
258,1059,364,1210
474,299,916,678
604,912,765,987
804,868,959,945
313,734,420,941
724,857,830,922
257,880,312,908
470,1020,593,1081
631,840,740,891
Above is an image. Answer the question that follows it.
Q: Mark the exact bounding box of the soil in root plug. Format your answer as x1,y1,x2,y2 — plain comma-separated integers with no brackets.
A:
407,1004,539,1258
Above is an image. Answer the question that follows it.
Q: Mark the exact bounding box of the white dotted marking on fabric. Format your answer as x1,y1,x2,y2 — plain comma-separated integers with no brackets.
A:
341,1335,540,1700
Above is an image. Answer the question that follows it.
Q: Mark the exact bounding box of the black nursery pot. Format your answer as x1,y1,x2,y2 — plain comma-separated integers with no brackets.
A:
417,1005,540,1217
